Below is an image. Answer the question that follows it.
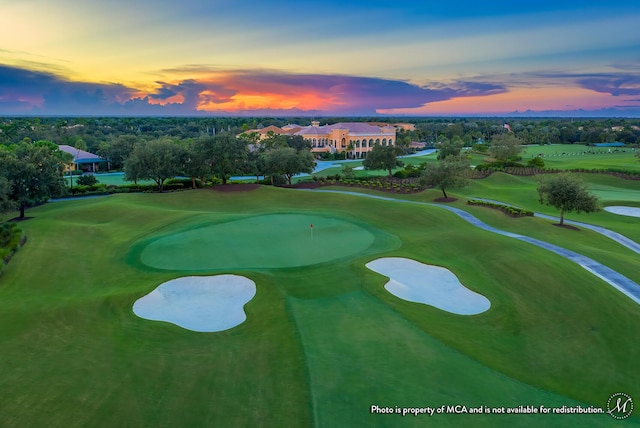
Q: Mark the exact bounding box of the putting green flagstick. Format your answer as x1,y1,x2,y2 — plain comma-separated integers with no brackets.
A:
310,223,313,240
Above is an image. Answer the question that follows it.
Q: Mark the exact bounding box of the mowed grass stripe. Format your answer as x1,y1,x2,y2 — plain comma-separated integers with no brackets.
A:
288,291,621,428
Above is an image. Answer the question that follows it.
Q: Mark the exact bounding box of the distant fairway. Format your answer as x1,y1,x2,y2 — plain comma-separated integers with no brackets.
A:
136,213,378,270
520,144,637,170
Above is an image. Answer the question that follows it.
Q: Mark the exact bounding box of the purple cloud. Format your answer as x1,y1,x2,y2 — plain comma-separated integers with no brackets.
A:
0,65,137,115
0,64,507,116
577,76,640,96
520,69,640,97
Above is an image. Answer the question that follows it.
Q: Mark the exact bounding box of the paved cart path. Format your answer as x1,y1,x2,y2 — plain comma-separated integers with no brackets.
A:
469,197,640,255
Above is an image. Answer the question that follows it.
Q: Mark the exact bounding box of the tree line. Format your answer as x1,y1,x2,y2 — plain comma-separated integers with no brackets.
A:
0,133,316,219
121,133,315,191
0,140,71,219
2,117,640,154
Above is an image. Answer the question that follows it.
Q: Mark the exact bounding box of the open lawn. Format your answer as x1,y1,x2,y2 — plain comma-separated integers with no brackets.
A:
1,186,639,427
520,144,638,170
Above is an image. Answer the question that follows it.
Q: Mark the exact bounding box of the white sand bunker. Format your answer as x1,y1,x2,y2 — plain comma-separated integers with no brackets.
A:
366,258,490,315
604,206,640,218
132,275,256,332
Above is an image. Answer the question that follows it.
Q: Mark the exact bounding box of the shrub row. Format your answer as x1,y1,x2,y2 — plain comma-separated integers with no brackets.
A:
477,166,640,180
568,168,640,179
0,223,25,276
313,176,424,193
69,178,207,196
467,199,534,217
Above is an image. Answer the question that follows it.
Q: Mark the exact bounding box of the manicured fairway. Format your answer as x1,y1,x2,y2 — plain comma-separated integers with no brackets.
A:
289,292,616,427
1,186,639,427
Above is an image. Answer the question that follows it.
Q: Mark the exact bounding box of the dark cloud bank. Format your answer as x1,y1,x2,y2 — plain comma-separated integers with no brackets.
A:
2,64,640,117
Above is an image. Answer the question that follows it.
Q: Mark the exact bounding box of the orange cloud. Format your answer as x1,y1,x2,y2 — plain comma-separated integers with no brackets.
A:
196,86,338,112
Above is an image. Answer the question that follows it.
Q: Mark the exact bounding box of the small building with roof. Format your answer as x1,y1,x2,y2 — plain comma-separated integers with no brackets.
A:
58,145,107,173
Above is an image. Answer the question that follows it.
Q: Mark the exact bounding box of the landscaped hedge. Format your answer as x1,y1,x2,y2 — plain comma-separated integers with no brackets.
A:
474,166,640,180
69,179,206,196
569,168,640,179
0,223,25,277
166,178,204,188
467,199,534,217
313,176,424,193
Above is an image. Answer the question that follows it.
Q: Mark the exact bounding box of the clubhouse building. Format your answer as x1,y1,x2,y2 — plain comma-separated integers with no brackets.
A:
241,121,397,158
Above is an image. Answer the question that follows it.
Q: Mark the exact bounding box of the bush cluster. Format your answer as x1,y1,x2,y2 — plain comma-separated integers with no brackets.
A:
69,177,208,196
568,168,640,179
467,199,534,217
166,178,204,188
0,223,25,276
313,176,423,193
393,164,423,179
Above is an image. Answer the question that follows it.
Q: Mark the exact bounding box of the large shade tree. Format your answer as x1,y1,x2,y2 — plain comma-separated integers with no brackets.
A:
181,138,214,188
1,141,71,219
209,135,249,184
437,138,464,160
97,135,138,170
266,147,315,185
490,133,524,162
420,156,469,199
537,173,599,226
363,144,402,177
124,139,186,191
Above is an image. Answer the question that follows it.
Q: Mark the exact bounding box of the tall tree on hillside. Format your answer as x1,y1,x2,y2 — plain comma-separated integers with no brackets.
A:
490,133,524,161
420,156,469,199
1,141,71,219
124,139,186,191
363,145,403,177
537,174,599,226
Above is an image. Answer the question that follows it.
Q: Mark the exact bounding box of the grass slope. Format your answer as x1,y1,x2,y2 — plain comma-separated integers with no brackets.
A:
290,291,618,427
1,187,639,427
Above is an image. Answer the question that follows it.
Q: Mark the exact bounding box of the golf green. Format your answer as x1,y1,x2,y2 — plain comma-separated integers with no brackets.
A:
138,213,378,270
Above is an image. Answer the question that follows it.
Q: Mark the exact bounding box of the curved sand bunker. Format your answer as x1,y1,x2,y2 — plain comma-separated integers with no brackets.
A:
365,258,490,315
133,275,256,332
604,206,640,218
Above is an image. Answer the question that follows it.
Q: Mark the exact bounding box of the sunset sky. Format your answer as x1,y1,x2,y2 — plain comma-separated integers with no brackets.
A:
2,0,640,116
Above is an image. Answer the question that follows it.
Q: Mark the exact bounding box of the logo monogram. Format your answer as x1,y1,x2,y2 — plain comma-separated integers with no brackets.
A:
607,393,633,419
